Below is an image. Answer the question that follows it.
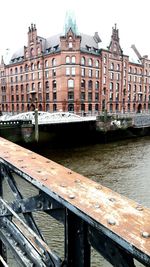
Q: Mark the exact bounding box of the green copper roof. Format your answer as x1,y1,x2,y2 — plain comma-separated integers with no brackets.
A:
64,10,78,35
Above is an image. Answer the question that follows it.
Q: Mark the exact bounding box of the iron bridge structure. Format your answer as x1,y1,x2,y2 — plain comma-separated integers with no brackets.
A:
0,137,150,266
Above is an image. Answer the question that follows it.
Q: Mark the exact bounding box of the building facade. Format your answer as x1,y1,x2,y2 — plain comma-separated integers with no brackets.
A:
0,18,150,114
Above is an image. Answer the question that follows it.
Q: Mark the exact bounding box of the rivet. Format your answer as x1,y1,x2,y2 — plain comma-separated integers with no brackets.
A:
69,194,75,199
42,178,47,181
94,203,100,209
60,183,67,187
96,185,102,190
109,197,116,202
75,179,81,183
68,171,72,174
142,232,150,238
136,205,143,211
107,218,116,225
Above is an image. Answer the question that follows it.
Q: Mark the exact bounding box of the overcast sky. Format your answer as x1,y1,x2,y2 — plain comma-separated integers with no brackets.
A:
1,0,150,62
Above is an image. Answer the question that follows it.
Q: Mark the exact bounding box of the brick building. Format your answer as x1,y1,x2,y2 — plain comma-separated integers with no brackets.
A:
0,16,150,114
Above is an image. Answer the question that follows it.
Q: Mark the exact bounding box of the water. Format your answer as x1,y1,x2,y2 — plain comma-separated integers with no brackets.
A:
5,136,150,266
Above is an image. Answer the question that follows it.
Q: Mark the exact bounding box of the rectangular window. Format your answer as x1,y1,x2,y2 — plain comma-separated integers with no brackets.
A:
96,70,99,78
81,92,85,101
81,68,85,77
38,72,41,79
26,74,28,81
11,77,13,83
95,93,99,101
88,92,92,101
21,95,24,101
66,67,70,76
71,67,75,76
89,69,92,78
53,92,57,101
45,71,49,78
46,93,49,101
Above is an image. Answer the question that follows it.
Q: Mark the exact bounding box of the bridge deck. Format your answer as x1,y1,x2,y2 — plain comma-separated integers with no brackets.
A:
0,137,150,266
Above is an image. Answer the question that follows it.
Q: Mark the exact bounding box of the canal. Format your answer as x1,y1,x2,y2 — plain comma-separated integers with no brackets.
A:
6,135,150,266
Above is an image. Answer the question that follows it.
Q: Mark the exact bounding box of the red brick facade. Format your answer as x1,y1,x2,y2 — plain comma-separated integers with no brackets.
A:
0,23,150,114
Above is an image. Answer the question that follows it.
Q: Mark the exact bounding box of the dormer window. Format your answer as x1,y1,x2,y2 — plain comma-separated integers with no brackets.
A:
69,42,73,49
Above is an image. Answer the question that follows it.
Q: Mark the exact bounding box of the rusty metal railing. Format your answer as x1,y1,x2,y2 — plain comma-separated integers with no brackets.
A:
0,137,150,266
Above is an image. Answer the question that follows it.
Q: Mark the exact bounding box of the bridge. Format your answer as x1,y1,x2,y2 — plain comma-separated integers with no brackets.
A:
0,111,96,125
0,137,150,266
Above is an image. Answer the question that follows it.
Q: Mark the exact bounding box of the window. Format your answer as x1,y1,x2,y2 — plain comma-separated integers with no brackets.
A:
37,61,41,69
45,81,49,90
110,82,113,91
46,93,49,101
71,67,75,76
117,64,120,71
81,80,85,88
15,76,18,83
117,73,120,81
95,81,99,90
20,75,23,82
26,84,29,93
95,93,99,101
69,42,72,49
31,63,34,70
89,69,92,77
96,60,99,68
72,56,75,64
68,92,74,100
116,83,119,91
38,82,41,91
45,60,48,68
88,58,92,66
110,63,114,70
30,48,34,57
45,70,49,78
15,67,18,74
52,69,56,77
96,70,99,78
88,92,92,101
52,58,56,67
81,68,85,77
20,66,23,73
81,92,85,101
104,67,106,74
53,92,57,101
38,72,41,79
104,56,107,64
66,56,70,64
10,68,13,75
53,80,57,89
31,73,34,80
32,83,35,91
88,80,93,89
110,72,114,80
81,57,85,65
68,79,74,88
21,84,24,93
25,64,28,71
66,67,70,76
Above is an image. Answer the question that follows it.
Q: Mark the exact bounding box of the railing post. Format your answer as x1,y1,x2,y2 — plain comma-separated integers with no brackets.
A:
0,164,7,266
65,209,90,267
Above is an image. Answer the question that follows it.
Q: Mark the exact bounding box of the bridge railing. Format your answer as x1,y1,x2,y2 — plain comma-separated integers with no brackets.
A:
0,137,150,267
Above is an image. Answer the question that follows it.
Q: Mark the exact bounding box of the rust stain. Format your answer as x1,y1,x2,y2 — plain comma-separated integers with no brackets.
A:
0,137,150,256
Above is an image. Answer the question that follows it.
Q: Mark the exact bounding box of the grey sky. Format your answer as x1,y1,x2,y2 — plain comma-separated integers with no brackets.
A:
1,0,150,61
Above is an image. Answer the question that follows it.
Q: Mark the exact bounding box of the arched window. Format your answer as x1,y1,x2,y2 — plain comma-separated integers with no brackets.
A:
95,81,99,90
52,58,56,66
46,104,50,111
81,57,85,65
88,58,92,66
81,79,85,88
25,64,28,71
31,63,34,70
66,56,70,64
30,48,34,57
110,82,113,90
117,64,120,71
32,83,35,90
116,83,119,91
88,80,93,89
45,81,49,90
45,60,48,68
71,56,76,64
96,60,99,68
26,84,29,93
15,67,18,74
129,67,132,73
104,56,107,64
20,66,23,73
68,79,74,88
38,82,41,91
37,61,41,69
10,68,13,75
